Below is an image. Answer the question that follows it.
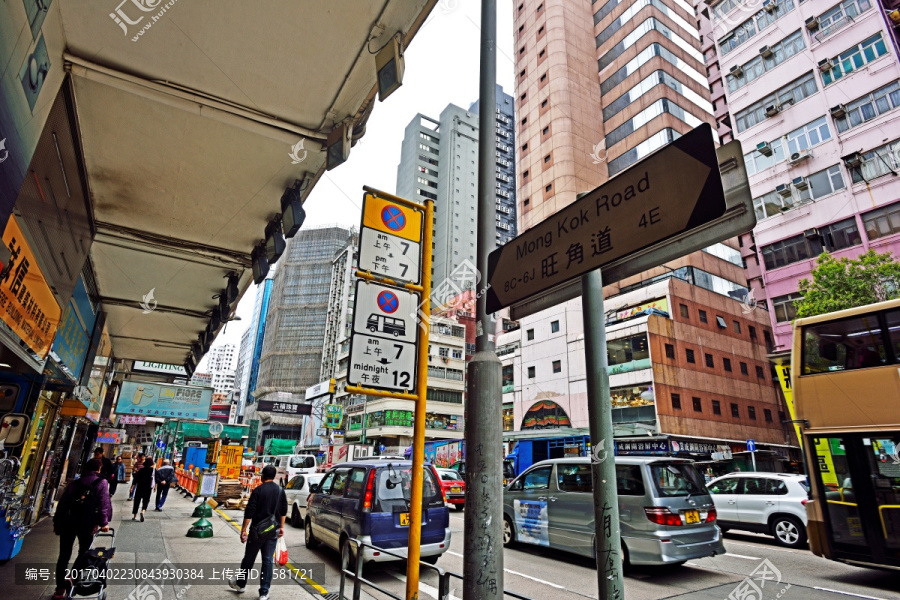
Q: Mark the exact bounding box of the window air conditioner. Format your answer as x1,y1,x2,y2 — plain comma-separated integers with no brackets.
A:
776,183,792,197
804,228,820,239
765,104,781,117
789,150,812,164
764,0,778,12
842,152,863,168
757,142,773,156
792,176,809,190
760,45,774,58
805,16,820,31
829,104,847,118
818,58,834,72
730,64,744,77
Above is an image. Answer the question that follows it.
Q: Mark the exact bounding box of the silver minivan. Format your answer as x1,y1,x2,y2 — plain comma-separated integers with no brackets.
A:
502,456,726,566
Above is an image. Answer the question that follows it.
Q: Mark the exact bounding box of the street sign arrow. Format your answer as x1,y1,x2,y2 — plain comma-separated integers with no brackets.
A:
486,123,726,313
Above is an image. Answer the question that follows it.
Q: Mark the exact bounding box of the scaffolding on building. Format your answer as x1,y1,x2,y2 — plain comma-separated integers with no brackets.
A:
253,225,355,401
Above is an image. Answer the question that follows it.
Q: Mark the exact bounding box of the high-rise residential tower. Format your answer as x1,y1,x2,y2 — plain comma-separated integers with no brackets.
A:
396,86,517,287
509,0,795,466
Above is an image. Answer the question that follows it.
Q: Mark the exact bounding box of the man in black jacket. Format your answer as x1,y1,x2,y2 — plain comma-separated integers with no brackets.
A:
91,448,115,495
228,465,287,600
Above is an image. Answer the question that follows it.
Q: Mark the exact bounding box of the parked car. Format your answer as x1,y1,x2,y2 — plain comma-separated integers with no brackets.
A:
284,473,325,527
706,473,810,548
305,460,451,570
503,457,725,566
436,468,466,510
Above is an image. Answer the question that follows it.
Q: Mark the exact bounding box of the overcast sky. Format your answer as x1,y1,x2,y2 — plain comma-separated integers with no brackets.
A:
201,1,517,365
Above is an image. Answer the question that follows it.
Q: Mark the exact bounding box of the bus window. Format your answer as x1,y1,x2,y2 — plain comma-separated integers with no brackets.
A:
802,315,886,374
864,436,900,554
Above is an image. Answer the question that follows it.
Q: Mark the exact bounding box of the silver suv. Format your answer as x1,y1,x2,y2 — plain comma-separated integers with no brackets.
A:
706,473,810,548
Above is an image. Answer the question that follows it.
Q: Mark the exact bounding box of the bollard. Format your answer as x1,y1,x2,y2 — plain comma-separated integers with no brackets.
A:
191,503,212,518
186,517,213,538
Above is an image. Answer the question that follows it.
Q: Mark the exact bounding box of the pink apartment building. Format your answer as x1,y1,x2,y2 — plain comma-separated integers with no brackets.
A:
701,0,900,350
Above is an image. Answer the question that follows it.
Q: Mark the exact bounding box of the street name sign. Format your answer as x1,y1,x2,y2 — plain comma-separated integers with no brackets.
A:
486,123,730,313
358,193,422,284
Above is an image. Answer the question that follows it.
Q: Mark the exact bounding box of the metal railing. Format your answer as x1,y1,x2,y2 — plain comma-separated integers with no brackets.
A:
339,538,534,600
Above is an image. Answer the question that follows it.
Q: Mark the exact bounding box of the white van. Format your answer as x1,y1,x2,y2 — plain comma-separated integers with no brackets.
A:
257,454,319,484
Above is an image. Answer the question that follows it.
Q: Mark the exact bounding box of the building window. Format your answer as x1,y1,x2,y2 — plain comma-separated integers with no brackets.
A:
730,403,740,418
822,34,889,86
752,164,846,220
605,97,708,148
749,325,757,339
679,303,689,318
522,169,530,180
761,233,823,270
764,329,773,349
756,365,765,379
685,348,695,363
733,320,741,334
601,43,707,96
850,139,900,184
552,360,561,373
550,320,560,333
604,69,714,123
725,30,805,94
822,217,862,251
545,184,552,192
718,0,796,56
544,154,551,163
835,81,900,133
699,309,708,323
692,397,703,412
542,126,549,135
740,362,749,375
439,347,449,358
665,343,675,359
705,353,714,368
716,316,727,328
748,406,757,420
608,334,650,373
723,357,732,372
773,292,803,323
863,202,900,240
527,366,536,378
671,393,682,410
764,408,773,422
526,328,535,341
734,72,817,133
712,400,722,415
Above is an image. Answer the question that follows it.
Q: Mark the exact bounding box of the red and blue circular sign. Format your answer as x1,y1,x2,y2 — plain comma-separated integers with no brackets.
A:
377,290,400,313
381,205,406,232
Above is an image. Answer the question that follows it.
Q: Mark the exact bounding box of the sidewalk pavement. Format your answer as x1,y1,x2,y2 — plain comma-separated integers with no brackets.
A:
0,486,321,600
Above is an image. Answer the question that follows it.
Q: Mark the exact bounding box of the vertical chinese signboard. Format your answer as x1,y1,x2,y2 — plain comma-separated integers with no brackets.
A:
0,215,61,357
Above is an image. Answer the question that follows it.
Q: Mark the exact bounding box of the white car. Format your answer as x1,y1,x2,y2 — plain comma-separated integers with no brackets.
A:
706,473,810,548
284,473,325,528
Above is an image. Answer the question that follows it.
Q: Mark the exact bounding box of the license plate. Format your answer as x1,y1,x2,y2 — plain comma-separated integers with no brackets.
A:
684,510,700,524
399,512,410,526
450,487,461,493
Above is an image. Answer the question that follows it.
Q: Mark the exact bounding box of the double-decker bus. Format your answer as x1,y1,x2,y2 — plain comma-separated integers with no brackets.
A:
792,299,900,569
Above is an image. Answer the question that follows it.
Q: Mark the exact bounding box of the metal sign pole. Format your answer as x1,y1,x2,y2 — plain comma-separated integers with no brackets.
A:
581,269,624,599
465,1,503,598
405,198,433,600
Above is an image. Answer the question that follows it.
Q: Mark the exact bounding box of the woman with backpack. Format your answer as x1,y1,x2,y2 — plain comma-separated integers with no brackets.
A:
53,459,112,599
131,458,155,521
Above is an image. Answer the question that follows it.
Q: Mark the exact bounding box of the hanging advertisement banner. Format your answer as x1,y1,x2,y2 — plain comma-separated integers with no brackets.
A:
0,215,62,357
118,380,213,420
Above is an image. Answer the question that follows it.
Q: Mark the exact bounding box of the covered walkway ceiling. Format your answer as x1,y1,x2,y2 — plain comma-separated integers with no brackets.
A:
51,0,434,365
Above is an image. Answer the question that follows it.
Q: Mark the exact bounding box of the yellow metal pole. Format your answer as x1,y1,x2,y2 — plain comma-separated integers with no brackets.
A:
406,198,433,600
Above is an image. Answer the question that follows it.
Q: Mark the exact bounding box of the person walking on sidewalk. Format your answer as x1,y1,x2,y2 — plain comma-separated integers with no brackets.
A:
154,459,176,511
114,456,126,494
53,458,112,600
228,465,287,600
90,448,116,495
128,453,145,500
132,457,155,521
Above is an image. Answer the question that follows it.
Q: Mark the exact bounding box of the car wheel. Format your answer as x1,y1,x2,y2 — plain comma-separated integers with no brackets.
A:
341,537,358,574
423,555,439,565
304,518,319,549
291,506,301,528
502,516,515,547
456,504,465,511
772,516,806,548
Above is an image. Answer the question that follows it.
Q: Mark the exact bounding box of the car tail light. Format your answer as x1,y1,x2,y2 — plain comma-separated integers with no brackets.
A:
644,507,683,526
362,469,376,512
705,508,717,523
